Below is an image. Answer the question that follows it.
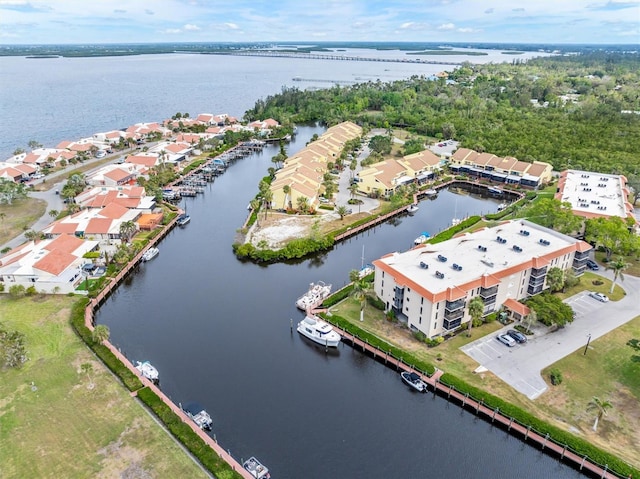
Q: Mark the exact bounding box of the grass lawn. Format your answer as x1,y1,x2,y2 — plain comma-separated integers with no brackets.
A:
555,271,625,301
594,251,640,278
0,295,208,479
0,198,47,247
539,316,640,468
329,294,640,469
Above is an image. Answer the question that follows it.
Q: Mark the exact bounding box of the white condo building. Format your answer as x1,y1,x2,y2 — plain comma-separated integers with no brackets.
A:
372,220,592,339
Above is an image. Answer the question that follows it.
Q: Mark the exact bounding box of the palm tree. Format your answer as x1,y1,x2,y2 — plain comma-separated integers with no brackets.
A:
467,296,484,337
606,257,630,294
349,183,359,202
525,309,537,333
587,396,612,432
48,209,59,219
262,189,273,220
349,269,372,322
282,185,291,210
119,220,137,244
546,267,565,292
336,205,348,220
92,324,110,345
296,196,309,214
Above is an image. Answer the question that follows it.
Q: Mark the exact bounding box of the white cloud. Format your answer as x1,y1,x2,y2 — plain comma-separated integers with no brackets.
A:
437,23,455,30
457,27,482,33
311,31,327,37
162,28,182,34
184,24,200,31
224,22,239,30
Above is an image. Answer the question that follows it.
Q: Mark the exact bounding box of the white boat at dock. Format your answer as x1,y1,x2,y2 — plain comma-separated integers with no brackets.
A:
401,371,427,392
142,247,159,262
177,214,191,226
407,203,419,214
243,456,270,479
414,232,430,245
181,402,213,430
297,314,342,347
424,189,437,196
135,360,159,382
295,281,332,310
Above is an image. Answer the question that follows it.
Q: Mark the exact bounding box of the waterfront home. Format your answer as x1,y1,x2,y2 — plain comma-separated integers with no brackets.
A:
0,234,99,294
125,122,170,141
124,153,161,173
247,118,280,136
555,169,635,224
372,219,592,339
149,141,193,165
448,148,553,188
75,186,156,212
43,202,140,243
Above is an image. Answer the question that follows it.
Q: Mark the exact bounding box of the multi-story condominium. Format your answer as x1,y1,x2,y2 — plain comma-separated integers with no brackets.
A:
555,169,635,224
372,220,592,339
448,148,553,188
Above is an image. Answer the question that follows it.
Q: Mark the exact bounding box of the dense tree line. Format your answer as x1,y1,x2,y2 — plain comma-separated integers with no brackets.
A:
244,53,640,176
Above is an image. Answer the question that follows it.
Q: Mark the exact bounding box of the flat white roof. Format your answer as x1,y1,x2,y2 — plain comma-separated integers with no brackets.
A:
378,220,581,294
559,170,628,219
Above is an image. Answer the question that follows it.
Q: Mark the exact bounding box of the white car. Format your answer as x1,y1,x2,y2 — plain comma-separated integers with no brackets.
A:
588,291,609,303
496,334,516,347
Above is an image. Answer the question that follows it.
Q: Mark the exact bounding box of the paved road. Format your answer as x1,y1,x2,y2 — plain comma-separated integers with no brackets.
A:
461,270,640,399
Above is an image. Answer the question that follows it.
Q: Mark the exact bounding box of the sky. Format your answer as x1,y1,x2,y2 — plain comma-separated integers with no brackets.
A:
0,0,638,45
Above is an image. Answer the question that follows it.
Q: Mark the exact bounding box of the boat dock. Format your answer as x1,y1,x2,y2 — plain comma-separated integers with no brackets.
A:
330,323,623,479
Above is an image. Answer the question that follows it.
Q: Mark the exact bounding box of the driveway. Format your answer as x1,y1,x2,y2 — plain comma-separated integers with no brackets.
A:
461,272,640,400
334,139,379,214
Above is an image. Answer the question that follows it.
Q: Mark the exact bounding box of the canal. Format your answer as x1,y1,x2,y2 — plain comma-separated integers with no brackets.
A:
97,125,582,478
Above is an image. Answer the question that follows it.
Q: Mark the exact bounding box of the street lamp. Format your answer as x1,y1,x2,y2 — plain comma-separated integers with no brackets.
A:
583,333,592,356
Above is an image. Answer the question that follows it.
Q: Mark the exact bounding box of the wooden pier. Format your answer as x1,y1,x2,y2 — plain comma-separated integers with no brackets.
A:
332,324,625,479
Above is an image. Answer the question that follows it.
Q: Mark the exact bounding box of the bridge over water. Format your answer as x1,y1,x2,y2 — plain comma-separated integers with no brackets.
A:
206,50,463,66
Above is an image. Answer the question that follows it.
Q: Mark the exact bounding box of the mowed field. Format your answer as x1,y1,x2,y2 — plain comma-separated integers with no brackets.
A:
0,295,208,479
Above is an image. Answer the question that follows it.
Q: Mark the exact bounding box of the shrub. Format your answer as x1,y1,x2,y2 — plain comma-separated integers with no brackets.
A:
366,294,385,310
8,284,25,299
413,331,427,342
549,368,563,385
83,251,101,259
25,286,37,296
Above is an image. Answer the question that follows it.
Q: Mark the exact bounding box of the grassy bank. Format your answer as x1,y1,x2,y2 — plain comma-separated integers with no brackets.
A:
0,295,209,479
0,198,47,246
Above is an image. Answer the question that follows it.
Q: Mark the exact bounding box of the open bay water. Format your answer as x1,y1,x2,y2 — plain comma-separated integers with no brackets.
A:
1,49,580,477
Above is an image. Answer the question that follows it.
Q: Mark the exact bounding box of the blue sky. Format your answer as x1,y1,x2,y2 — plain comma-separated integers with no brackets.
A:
0,0,638,44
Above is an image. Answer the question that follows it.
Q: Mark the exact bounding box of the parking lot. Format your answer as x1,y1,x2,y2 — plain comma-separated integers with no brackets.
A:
460,281,640,400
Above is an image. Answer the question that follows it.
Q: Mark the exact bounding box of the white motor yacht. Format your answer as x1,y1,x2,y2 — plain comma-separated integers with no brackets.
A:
135,360,159,382
295,281,332,310
297,314,341,347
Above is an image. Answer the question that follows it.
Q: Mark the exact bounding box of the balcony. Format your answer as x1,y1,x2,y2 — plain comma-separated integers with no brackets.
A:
530,267,547,279
445,298,465,312
444,309,464,321
480,286,498,298
443,317,462,330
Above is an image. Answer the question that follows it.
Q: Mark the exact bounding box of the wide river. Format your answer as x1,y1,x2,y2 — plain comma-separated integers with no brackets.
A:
1,49,580,478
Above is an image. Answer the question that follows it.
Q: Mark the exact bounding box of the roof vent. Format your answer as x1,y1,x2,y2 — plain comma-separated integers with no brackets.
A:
481,259,494,267
437,254,447,262
539,239,551,246
496,236,507,244
452,264,463,271
512,245,522,252
477,245,487,252
519,229,530,236
419,261,429,269
435,271,445,279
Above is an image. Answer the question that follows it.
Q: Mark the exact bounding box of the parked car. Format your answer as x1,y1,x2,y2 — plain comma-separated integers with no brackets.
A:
586,259,599,270
588,291,609,303
496,334,516,347
506,329,527,343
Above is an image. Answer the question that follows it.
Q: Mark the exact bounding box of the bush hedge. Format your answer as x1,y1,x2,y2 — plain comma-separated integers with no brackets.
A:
69,299,143,392
233,235,335,263
319,311,436,376
137,388,242,479
428,216,482,244
438,373,638,478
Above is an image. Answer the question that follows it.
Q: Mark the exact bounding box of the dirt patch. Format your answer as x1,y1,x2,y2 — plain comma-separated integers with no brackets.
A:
97,418,150,479
248,212,338,249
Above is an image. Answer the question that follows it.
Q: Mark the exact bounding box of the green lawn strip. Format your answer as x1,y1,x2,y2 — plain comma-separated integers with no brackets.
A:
321,290,639,478
69,298,143,391
137,387,243,479
554,272,625,301
594,251,640,278
0,295,208,479
0,198,47,246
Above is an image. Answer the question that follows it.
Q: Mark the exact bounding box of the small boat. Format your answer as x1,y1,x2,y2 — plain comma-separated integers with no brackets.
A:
401,371,427,392
135,360,159,382
488,186,503,195
295,281,332,310
414,232,430,245
407,203,419,214
243,456,270,479
358,263,374,279
497,203,507,211
177,214,191,226
297,314,342,347
142,247,159,262
183,404,213,431
451,218,461,226
424,189,437,196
